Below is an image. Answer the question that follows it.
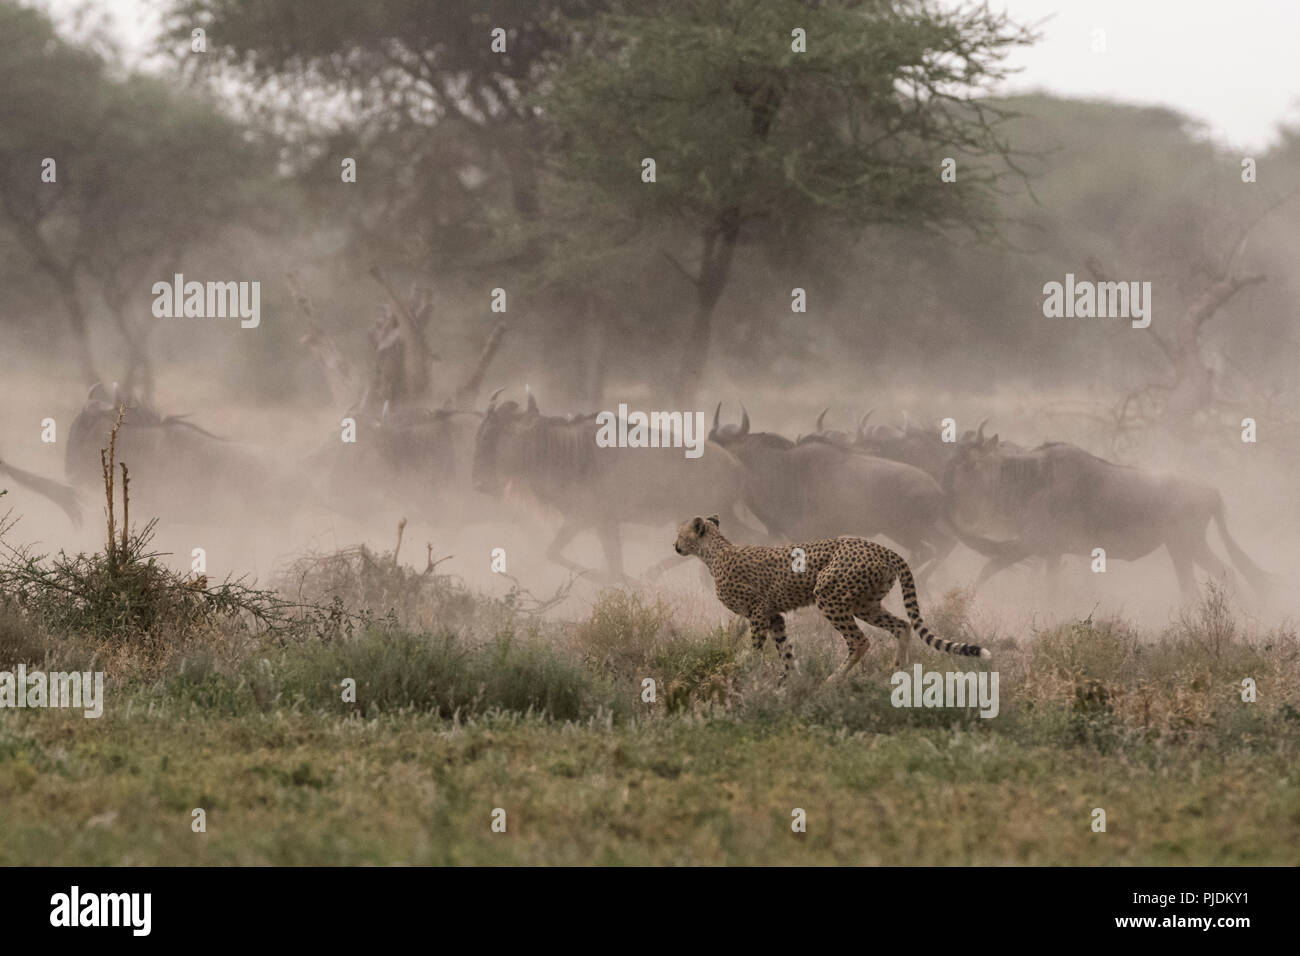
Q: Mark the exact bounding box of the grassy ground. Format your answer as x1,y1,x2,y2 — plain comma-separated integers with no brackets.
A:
1,516,1297,864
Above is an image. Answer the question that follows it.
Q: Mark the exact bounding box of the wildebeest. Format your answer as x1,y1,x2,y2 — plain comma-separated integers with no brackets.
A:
942,433,1271,600
807,411,1016,485
0,456,82,526
65,384,316,529
710,404,958,582
472,391,761,579
859,418,968,484
795,407,867,451
306,400,484,522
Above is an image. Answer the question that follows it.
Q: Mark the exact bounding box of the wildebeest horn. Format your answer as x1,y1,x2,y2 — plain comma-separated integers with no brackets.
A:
858,409,874,436
712,401,722,435
976,418,989,442
486,386,506,409
738,402,750,437
525,386,539,415
816,407,829,432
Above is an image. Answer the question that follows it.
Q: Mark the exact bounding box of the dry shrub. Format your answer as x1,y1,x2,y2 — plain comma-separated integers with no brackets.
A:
573,589,675,676
1174,577,1237,657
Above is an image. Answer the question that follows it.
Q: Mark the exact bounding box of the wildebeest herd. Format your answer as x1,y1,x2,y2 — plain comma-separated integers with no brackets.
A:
0,382,1271,614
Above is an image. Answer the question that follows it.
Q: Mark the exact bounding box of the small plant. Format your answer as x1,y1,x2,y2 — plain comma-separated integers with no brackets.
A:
0,405,325,645
1176,578,1237,657
276,521,474,633
574,589,675,677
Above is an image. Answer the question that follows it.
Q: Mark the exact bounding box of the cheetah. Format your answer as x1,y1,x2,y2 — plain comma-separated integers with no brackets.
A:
674,514,990,682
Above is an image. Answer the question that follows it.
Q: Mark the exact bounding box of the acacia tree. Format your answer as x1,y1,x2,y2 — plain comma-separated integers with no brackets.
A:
1086,190,1293,432
166,0,609,267
0,2,109,383
0,2,270,392
542,0,1036,403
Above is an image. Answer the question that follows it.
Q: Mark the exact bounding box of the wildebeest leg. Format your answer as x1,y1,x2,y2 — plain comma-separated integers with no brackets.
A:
731,499,774,538
1044,553,1062,606
644,553,689,580
1187,533,1238,594
544,516,598,578
971,550,1024,595
908,538,936,577
888,532,935,584
916,528,959,589
595,522,626,583
1167,543,1198,604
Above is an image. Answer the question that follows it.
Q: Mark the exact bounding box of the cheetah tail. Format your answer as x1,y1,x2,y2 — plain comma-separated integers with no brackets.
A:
898,565,991,660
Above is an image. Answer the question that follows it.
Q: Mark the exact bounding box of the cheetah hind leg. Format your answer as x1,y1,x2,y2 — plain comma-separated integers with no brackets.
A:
859,603,912,668
816,589,870,685
825,639,869,684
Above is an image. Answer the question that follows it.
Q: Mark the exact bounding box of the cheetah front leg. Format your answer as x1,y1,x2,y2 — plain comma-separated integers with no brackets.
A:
768,612,796,680
748,617,769,653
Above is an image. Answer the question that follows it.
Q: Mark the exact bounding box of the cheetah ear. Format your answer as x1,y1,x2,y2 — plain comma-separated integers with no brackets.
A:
691,516,706,535
705,514,720,527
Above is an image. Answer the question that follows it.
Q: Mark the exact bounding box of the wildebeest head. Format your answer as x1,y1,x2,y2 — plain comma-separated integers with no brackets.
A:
708,402,750,446
797,408,864,451
66,384,130,486
673,514,721,556
473,387,590,497
957,417,990,448
473,387,517,495
857,410,904,448
942,421,1007,525
66,384,222,486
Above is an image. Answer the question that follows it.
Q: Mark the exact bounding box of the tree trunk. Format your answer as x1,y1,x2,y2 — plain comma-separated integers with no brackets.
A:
453,322,507,410
103,282,155,404
55,270,100,387
16,218,100,385
1164,271,1265,423
583,294,610,408
669,78,781,405
502,121,541,221
673,207,741,405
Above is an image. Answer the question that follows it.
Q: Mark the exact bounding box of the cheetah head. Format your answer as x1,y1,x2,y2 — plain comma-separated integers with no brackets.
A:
674,514,720,556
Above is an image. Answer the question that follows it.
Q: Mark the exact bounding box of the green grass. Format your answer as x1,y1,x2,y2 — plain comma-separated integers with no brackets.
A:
1,525,1298,864
2,702,1297,865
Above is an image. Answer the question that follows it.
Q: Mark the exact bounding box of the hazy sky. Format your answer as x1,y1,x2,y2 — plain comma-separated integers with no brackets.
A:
995,0,1300,151
37,0,1300,151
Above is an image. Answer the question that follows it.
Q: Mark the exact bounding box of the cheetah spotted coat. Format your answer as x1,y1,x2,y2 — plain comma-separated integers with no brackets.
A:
674,515,990,681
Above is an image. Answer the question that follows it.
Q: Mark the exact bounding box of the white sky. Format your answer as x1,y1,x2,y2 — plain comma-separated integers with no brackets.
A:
993,0,1299,151
35,0,1300,152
